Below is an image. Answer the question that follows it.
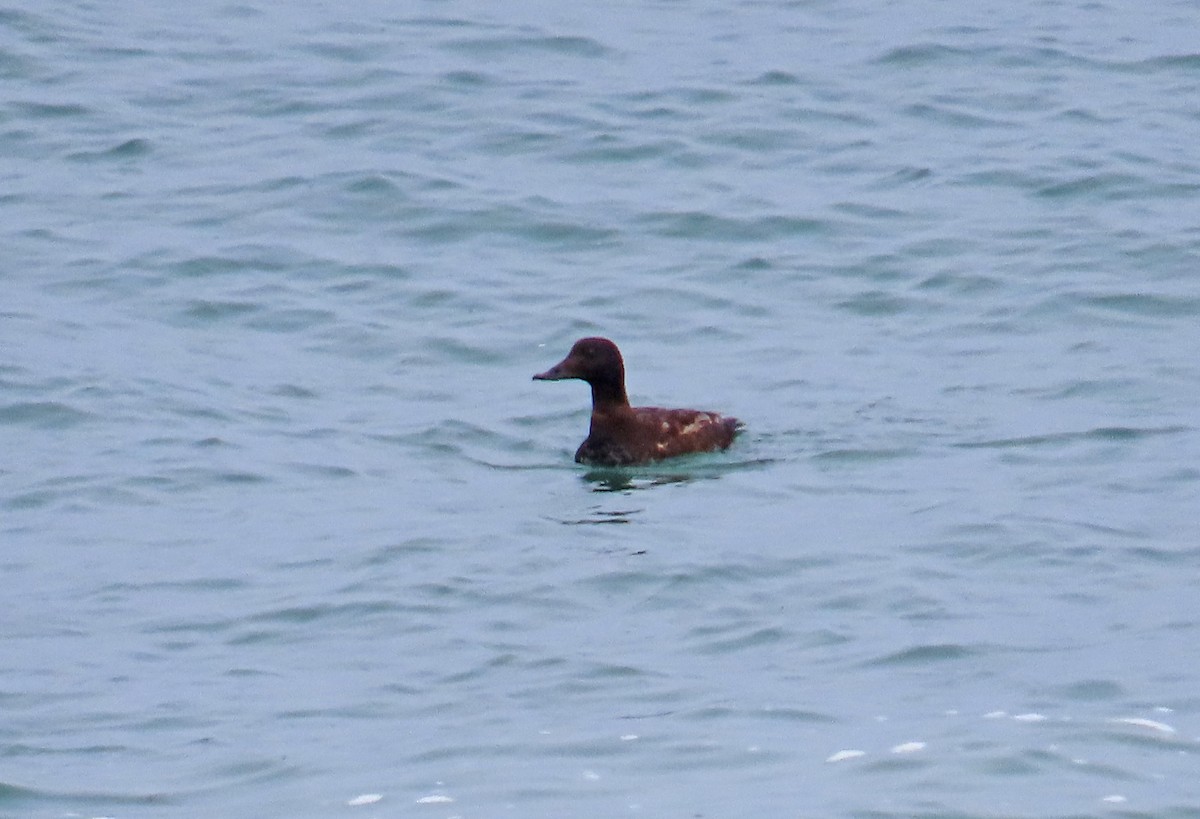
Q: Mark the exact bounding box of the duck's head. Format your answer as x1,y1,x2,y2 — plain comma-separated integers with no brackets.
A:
533,337,624,384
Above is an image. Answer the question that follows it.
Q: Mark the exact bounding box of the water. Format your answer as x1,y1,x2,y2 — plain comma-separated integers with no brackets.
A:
3,1,1200,816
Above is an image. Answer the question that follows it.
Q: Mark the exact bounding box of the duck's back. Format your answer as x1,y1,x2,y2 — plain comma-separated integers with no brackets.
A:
576,405,741,466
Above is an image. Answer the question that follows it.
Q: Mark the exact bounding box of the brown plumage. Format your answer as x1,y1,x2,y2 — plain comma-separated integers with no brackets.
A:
533,337,741,466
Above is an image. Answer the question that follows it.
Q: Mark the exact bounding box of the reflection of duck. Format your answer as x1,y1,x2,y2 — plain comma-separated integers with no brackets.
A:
533,337,742,466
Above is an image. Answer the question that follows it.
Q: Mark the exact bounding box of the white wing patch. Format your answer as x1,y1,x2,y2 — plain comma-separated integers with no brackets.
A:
678,413,713,437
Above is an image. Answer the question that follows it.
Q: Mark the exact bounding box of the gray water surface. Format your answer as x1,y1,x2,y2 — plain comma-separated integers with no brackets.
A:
3,1,1200,816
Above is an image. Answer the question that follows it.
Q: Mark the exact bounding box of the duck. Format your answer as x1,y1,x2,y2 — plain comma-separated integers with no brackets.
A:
533,337,741,466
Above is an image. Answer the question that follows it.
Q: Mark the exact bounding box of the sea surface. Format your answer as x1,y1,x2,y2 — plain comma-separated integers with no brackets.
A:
3,1,1200,817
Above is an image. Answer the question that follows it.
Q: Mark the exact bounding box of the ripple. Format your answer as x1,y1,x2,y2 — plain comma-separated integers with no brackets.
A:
68,137,152,161
1036,173,1147,200
1113,53,1200,74
11,101,92,118
1079,292,1200,318
179,299,261,323
637,211,828,241
1052,679,1128,702
903,102,1014,129
874,43,974,66
0,780,177,812
444,34,611,59
747,70,802,86
868,643,978,667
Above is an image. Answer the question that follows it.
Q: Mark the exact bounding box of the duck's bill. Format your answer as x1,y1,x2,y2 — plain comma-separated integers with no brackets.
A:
533,359,573,380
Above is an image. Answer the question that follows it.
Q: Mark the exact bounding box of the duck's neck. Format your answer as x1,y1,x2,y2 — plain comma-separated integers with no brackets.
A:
589,377,629,411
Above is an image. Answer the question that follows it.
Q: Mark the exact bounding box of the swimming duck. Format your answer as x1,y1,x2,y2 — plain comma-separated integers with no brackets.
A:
534,337,741,466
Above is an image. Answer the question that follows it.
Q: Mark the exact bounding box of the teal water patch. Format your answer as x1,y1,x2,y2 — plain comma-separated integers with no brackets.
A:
1052,679,1127,702
444,34,612,59
178,299,261,323
903,102,1014,129
1036,173,1146,200
956,425,1189,449
812,446,919,463
0,401,91,428
875,43,975,66
67,137,152,161
1080,292,1200,318
0,781,177,814
637,211,828,241
11,101,92,118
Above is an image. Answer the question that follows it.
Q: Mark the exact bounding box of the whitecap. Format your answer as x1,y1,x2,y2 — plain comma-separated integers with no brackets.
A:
1110,717,1176,734
1013,712,1047,722
826,749,866,763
